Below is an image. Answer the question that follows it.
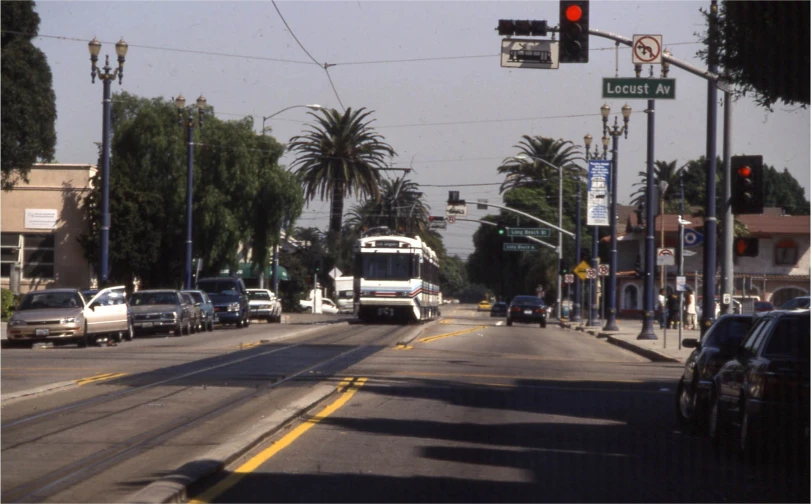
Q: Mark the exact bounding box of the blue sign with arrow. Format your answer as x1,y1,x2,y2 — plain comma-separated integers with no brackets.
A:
683,228,704,247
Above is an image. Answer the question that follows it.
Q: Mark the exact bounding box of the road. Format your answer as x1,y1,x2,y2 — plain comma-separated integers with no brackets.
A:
190,306,808,503
1,307,806,503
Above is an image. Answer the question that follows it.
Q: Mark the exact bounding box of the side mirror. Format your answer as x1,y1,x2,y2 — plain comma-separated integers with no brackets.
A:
682,338,699,349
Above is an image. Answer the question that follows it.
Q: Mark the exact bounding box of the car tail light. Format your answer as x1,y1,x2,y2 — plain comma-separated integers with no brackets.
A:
749,370,800,400
511,307,521,312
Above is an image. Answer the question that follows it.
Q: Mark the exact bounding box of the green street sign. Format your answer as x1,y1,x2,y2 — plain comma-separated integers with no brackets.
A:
602,78,676,100
506,227,551,238
503,243,540,252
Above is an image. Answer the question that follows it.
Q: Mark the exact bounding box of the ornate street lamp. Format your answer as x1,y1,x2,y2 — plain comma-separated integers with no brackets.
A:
600,102,631,332
89,37,128,286
262,104,323,135
175,94,207,289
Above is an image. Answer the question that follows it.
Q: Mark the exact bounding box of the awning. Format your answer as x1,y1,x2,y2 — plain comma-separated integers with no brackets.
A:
237,263,290,281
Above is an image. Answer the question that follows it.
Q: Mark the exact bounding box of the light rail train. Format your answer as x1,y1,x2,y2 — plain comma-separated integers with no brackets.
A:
353,227,441,323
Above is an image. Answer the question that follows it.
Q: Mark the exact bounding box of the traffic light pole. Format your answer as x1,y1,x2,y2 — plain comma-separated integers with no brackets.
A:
720,84,734,315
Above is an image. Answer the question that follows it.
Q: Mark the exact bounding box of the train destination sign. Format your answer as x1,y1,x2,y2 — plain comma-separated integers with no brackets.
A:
602,78,676,100
503,243,540,252
507,228,551,238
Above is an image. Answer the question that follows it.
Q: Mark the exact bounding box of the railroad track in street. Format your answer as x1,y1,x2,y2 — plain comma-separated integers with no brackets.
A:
1,323,415,503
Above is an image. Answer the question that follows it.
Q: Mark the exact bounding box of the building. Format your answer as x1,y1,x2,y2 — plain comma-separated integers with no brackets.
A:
608,206,810,315
1,164,97,294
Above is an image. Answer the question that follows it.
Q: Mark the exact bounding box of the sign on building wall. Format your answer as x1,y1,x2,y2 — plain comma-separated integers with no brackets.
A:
587,160,611,226
24,209,58,229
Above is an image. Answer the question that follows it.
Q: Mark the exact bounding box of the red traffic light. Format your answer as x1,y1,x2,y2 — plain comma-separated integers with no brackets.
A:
737,165,752,178
565,4,583,22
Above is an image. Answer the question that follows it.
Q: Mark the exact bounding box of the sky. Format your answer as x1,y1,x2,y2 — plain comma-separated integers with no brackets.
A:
33,0,810,261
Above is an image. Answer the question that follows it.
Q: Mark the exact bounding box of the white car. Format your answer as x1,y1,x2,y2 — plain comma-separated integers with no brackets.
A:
246,288,282,322
299,298,339,314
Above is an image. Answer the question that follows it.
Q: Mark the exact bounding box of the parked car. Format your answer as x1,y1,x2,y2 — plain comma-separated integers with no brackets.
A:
181,291,204,333
6,286,130,348
779,295,810,311
675,314,755,433
299,297,339,314
490,301,508,317
506,295,548,328
81,287,134,342
477,300,492,312
182,290,217,332
753,301,774,313
128,290,192,337
708,310,810,459
247,288,282,322
197,277,250,328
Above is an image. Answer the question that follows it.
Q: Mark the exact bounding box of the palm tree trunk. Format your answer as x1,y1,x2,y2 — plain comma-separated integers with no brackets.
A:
330,181,344,235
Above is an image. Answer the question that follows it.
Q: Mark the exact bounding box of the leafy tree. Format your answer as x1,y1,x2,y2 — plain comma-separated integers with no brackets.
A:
79,92,304,289
1,0,56,190
763,165,810,215
698,1,809,110
287,107,396,246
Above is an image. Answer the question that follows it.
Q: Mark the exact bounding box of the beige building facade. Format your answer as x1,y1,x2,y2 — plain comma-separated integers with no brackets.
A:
1,163,97,294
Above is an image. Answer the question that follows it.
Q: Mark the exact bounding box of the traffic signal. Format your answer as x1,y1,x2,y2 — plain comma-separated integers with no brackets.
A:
559,258,570,275
559,1,590,63
314,258,322,274
580,248,590,262
734,237,759,257
496,223,507,236
731,155,764,215
497,19,547,37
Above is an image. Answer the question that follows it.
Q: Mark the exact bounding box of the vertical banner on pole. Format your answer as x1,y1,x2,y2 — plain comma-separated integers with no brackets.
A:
588,160,612,227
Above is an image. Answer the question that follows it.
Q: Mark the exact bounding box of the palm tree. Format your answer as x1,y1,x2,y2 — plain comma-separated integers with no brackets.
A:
629,160,686,212
346,176,430,235
497,136,584,194
287,107,396,240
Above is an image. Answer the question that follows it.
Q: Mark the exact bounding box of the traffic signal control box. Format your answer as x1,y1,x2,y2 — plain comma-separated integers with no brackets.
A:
731,155,764,215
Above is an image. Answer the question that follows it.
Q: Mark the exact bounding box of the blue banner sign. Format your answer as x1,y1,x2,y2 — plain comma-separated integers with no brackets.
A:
587,160,612,226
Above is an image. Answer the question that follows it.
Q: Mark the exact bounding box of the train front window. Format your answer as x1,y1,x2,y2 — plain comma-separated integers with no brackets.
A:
362,253,412,280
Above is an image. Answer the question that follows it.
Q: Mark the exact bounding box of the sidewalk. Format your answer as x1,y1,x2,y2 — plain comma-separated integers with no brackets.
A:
560,317,697,364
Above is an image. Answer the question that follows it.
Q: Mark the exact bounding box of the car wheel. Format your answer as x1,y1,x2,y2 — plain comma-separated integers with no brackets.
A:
540,320,547,328
126,321,134,341
208,320,215,332
506,319,513,326
77,323,89,348
676,379,698,434
174,324,183,337
190,320,196,334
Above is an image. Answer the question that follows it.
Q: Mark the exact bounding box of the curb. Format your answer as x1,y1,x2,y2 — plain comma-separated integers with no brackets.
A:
122,384,338,504
559,321,680,364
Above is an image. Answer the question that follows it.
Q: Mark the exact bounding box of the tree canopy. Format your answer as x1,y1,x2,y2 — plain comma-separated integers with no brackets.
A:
79,92,303,289
1,0,56,190
698,1,809,110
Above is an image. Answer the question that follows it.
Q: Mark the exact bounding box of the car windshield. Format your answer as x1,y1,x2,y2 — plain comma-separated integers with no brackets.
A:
702,316,754,348
198,280,240,295
248,291,271,301
129,292,178,306
511,296,543,306
779,297,810,310
19,291,82,310
188,292,205,304
764,316,810,358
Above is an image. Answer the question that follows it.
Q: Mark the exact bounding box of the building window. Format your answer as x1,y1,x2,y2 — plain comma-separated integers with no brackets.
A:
623,284,639,310
0,233,55,279
774,239,798,266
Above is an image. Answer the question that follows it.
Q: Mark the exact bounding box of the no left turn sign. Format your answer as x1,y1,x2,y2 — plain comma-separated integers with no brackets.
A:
632,35,663,64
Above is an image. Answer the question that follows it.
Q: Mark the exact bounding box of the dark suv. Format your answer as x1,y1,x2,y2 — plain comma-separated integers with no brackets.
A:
196,277,250,328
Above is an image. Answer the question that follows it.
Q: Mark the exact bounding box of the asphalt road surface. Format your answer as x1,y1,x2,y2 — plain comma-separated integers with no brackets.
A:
189,307,808,503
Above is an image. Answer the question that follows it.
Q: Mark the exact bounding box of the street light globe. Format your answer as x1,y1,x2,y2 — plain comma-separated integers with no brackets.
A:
196,95,207,109
600,103,610,118
621,103,632,119
88,37,102,57
602,135,610,148
305,104,323,111
584,133,593,147
175,94,186,110
115,38,128,57
659,180,669,193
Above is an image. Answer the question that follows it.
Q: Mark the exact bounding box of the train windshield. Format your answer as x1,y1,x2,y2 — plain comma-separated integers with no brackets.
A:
361,253,412,280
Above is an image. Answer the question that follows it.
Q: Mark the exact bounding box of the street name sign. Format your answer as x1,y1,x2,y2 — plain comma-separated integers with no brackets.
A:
501,39,559,69
602,78,676,100
503,243,540,252
506,227,551,238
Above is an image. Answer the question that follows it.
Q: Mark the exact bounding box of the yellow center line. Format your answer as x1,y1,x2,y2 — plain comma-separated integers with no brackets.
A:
418,325,488,343
239,341,262,350
190,376,368,504
75,372,128,386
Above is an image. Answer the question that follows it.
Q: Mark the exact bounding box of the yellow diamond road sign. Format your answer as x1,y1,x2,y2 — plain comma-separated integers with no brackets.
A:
574,260,590,280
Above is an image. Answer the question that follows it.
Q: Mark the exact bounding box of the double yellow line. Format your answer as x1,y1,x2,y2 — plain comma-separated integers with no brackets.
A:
190,376,368,504
418,325,487,343
74,372,127,386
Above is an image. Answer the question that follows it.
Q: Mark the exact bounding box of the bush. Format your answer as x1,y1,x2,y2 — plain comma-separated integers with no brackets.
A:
1,288,15,320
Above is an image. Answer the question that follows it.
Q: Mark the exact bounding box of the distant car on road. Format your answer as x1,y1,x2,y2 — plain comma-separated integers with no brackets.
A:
182,290,217,332
197,277,251,328
247,288,282,322
180,291,204,333
490,301,508,317
675,314,755,433
299,297,339,314
507,295,548,328
477,300,492,312
129,290,192,337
